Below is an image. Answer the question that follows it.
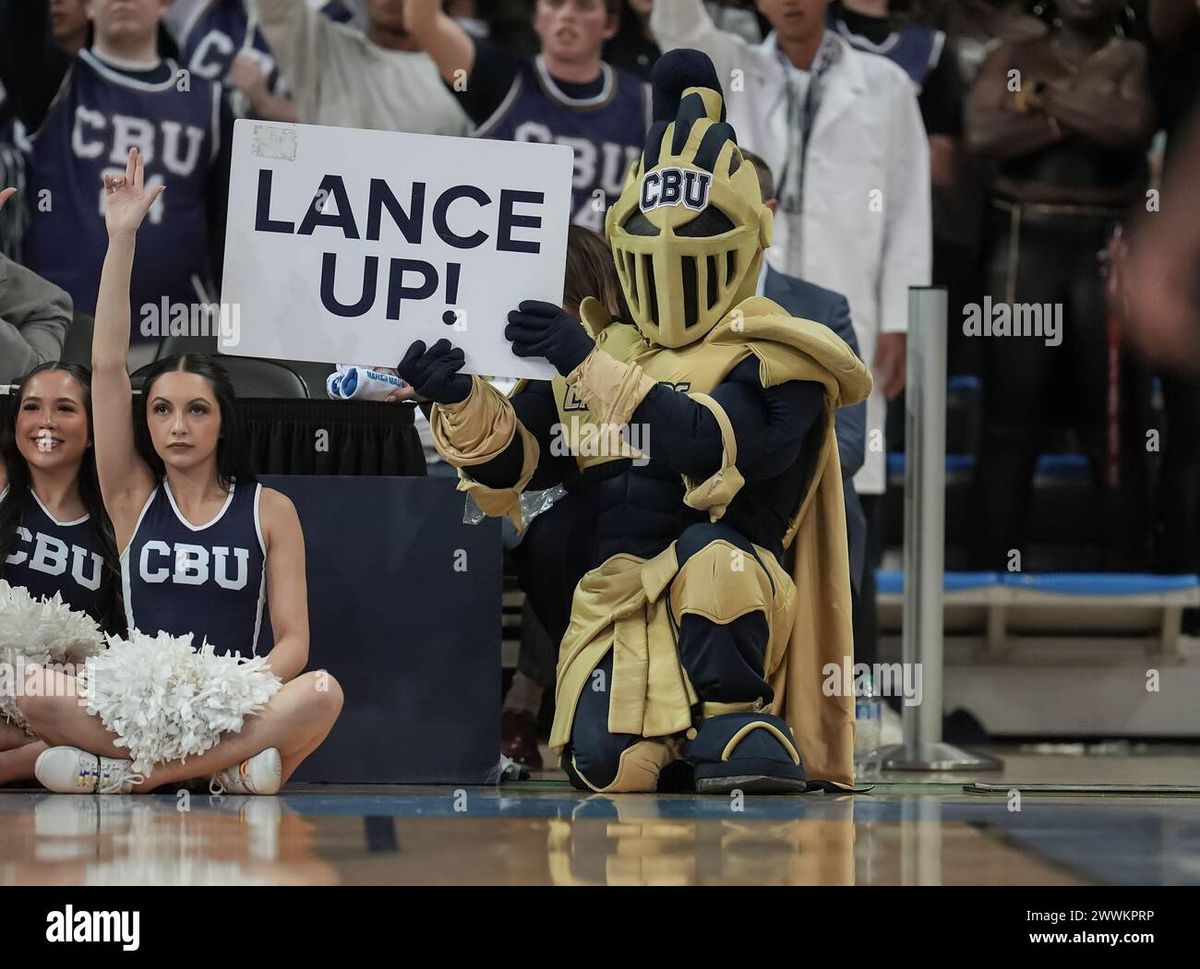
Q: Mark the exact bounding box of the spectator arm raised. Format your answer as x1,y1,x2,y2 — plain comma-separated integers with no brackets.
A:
403,0,476,86
256,0,327,113
649,0,753,85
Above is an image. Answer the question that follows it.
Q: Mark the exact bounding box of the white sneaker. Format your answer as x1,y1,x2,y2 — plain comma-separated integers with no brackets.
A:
209,748,282,796
35,747,144,794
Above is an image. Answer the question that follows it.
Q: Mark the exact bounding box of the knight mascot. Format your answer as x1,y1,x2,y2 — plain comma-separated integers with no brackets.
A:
398,49,872,794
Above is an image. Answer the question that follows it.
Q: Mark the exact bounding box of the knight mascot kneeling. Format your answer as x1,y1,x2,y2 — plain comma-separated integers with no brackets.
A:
398,49,872,794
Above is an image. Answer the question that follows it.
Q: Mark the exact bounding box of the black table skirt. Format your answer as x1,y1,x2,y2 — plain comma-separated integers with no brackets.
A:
239,398,426,476
0,394,426,477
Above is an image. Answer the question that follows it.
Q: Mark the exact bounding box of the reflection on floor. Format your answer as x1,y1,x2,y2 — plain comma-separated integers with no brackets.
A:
1,745,1197,886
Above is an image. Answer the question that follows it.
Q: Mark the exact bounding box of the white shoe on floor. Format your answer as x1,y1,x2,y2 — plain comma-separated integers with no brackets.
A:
35,747,144,794
209,748,282,796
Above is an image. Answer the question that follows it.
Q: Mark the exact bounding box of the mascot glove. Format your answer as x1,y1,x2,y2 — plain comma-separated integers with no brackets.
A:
396,339,473,405
505,300,596,377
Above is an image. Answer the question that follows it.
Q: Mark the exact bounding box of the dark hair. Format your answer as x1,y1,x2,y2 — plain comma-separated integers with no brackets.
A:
481,0,541,57
0,362,123,632
740,148,775,203
564,224,632,323
529,0,622,20
135,354,256,491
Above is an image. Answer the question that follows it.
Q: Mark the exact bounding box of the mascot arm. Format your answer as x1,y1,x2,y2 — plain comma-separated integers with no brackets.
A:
431,377,565,526
462,380,573,491
629,356,824,482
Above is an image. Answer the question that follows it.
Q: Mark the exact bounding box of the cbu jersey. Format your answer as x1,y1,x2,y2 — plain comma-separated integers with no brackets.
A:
121,480,267,656
0,488,109,624
476,56,650,232
24,49,221,320
174,0,287,97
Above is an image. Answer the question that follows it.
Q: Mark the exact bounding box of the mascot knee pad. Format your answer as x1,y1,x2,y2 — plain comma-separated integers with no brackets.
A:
687,712,807,795
669,539,773,626
570,738,676,794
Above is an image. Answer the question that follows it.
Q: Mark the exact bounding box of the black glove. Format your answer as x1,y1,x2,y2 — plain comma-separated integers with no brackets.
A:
504,300,595,377
396,339,472,405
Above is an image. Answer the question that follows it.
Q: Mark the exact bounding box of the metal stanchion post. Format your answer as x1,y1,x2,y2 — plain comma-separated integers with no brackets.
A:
877,287,1000,772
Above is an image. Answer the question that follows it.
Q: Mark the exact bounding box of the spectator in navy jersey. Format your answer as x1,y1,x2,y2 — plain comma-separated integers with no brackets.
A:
1,0,232,347
405,0,651,231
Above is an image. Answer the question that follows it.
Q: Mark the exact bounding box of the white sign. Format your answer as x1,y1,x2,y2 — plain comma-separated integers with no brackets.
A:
220,120,573,379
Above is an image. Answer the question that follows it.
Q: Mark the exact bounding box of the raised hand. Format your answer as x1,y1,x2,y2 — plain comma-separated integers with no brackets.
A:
396,339,472,404
229,52,270,104
103,147,165,239
504,300,595,376
0,187,15,210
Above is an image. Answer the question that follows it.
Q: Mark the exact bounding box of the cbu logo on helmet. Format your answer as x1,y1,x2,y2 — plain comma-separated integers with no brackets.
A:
639,167,712,213
605,54,773,348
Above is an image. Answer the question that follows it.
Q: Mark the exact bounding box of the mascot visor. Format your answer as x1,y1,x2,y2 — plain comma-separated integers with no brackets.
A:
607,158,772,348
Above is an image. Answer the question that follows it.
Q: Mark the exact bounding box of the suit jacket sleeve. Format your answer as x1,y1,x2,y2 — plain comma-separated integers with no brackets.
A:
828,293,867,478
0,254,71,383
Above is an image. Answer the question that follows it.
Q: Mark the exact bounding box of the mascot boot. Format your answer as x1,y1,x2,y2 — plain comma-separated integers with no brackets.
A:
686,712,807,794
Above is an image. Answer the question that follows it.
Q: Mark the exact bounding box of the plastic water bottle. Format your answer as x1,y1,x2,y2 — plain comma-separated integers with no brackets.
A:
855,674,882,769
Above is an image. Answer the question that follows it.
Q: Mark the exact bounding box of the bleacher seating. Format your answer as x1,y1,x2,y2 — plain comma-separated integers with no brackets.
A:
877,570,1200,656
882,371,1158,571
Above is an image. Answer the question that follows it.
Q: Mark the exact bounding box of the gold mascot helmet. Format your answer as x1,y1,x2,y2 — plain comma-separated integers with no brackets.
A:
605,50,773,349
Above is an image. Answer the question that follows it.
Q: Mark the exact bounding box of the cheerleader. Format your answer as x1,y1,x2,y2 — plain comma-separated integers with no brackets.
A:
21,148,344,794
0,362,120,784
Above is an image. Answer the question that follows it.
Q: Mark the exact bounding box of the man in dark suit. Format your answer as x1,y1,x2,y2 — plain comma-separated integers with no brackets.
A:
744,151,870,623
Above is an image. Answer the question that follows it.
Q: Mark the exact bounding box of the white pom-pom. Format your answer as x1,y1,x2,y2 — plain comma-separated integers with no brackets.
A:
0,580,105,731
0,579,105,661
81,628,281,773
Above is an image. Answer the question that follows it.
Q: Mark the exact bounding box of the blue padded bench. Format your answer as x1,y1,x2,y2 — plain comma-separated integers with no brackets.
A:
885,453,1092,479
876,570,1200,656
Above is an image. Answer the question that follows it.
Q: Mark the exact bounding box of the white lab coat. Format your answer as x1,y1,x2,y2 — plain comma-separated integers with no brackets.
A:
651,0,932,494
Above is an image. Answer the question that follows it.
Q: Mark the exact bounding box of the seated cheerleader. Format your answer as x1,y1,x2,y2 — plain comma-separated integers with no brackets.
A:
0,362,121,785
21,148,344,795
